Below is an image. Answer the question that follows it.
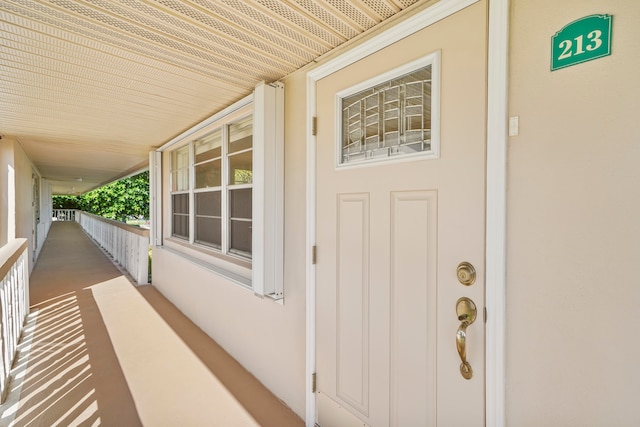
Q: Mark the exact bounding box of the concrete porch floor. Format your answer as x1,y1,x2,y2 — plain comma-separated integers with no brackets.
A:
0,221,303,427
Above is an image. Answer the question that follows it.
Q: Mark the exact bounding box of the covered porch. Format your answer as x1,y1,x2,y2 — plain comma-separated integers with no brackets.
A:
2,0,639,425
0,221,302,426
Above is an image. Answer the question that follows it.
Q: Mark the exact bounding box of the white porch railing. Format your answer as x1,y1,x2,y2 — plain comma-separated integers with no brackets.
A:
0,239,29,403
76,212,150,285
52,209,76,222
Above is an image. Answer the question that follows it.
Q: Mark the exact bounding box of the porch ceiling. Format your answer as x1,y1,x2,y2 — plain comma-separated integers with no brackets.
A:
0,0,425,194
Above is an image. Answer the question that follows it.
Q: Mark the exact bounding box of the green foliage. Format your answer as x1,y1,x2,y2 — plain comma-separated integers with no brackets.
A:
52,195,83,209
53,171,149,222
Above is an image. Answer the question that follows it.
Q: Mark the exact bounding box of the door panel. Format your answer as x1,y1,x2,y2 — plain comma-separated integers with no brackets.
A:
389,191,437,427
316,2,487,426
336,193,370,413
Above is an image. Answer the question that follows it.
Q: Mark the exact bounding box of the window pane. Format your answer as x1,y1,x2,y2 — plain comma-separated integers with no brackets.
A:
172,169,189,192
172,193,189,214
171,146,190,191
195,159,221,188
196,191,221,216
196,217,221,248
172,194,189,238
230,220,251,256
172,214,188,239
230,188,252,219
195,129,222,163
172,145,189,168
195,192,221,247
229,117,253,153
229,151,252,185
229,188,252,256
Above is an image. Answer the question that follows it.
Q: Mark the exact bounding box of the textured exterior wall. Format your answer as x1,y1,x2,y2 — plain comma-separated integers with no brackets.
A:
13,141,35,270
0,139,14,247
152,71,308,416
507,1,640,424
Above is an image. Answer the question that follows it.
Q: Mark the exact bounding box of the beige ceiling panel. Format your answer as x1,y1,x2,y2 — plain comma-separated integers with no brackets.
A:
0,0,424,194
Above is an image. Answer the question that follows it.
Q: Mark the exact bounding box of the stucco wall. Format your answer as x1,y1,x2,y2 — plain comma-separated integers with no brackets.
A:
1,140,30,244
13,140,35,268
0,138,43,271
152,71,308,417
150,0,640,422
507,1,640,424
0,139,13,247
36,179,53,260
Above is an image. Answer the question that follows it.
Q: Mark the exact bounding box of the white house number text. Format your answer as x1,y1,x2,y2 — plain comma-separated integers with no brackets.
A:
557,30,603,60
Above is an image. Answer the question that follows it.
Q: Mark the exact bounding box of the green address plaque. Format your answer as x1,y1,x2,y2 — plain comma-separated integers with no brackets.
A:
551,14,613,71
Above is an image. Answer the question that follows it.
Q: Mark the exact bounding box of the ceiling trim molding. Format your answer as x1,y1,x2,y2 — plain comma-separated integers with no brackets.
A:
307,0,479,81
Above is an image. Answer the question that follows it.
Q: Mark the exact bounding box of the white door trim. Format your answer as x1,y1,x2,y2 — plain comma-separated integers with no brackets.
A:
485,0,509,426
304,0,507,425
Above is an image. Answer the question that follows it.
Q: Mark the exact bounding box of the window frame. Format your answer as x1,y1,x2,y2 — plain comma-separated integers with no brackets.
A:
170,145,191,240
193,128,223,249
160,82,284,299
169,112,254,261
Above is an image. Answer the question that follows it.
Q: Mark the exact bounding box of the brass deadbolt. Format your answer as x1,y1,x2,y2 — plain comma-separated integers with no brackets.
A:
456,262,476,286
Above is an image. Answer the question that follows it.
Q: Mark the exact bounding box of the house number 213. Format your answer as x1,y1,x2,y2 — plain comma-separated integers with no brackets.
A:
557,30,603,60
551,14,612,71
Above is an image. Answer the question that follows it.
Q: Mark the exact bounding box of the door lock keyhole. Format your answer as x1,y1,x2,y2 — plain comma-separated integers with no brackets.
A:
457,262,476,286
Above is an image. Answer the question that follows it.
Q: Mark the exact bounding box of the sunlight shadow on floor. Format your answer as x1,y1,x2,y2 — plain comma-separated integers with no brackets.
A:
136,286,304,427
88,277,260,426
1,289,140,427
1,222,301,426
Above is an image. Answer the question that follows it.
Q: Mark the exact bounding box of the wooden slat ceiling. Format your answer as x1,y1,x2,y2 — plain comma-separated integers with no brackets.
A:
0,0,424,194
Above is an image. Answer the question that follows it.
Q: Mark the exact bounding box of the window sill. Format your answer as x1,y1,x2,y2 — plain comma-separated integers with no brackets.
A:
163,237,252,286
159,243,252,290
166,236,251,267
158,242,283,301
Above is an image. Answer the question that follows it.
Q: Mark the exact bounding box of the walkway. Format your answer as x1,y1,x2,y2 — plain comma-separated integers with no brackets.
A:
0,222,303,427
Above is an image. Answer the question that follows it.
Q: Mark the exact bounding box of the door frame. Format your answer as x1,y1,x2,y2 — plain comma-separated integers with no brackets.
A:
304,0,508,425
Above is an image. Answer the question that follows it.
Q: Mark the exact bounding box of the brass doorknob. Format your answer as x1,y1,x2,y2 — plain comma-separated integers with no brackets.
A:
457,262,476,286
456,297,477,380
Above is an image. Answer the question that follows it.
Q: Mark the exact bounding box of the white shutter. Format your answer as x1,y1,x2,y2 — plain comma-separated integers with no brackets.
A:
252,81,285,299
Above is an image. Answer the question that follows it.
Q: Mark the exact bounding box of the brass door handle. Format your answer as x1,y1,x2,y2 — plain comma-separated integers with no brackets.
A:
456,297,477,380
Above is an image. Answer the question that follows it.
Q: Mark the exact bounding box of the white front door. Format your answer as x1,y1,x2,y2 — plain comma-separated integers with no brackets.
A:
315,2,487,426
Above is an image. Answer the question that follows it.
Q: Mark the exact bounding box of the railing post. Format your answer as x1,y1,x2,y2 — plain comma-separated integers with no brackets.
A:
137,234,149,285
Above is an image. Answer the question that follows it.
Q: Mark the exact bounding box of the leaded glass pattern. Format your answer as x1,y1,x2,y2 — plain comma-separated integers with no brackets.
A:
341,65,433,164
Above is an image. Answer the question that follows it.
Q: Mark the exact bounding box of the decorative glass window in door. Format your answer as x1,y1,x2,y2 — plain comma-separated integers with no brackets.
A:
340,61,438,165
